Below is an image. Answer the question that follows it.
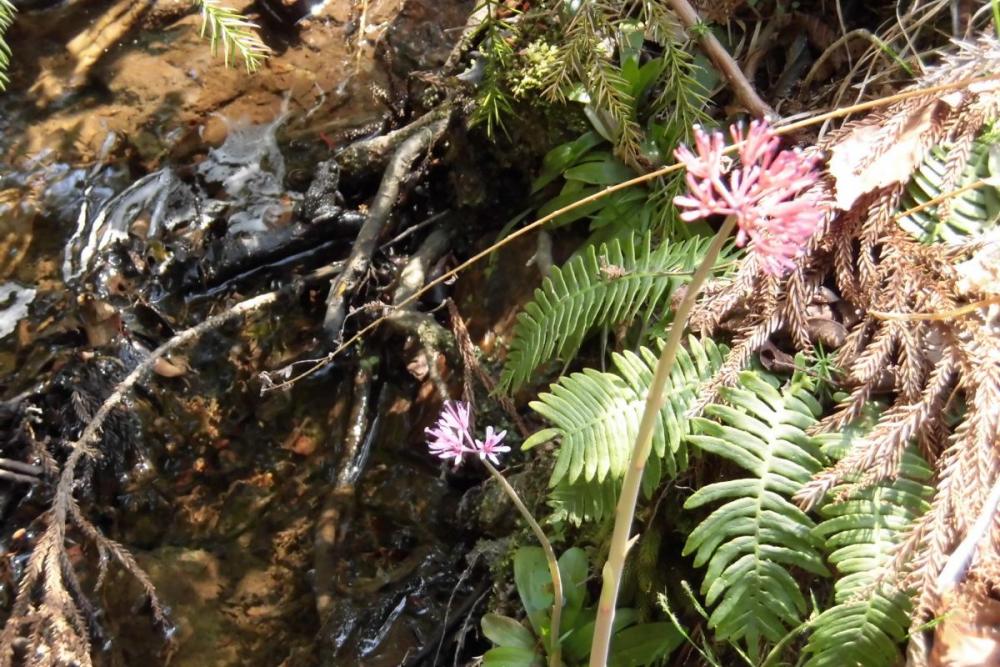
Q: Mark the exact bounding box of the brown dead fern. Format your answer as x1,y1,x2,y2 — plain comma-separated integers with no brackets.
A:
689,35,1000,659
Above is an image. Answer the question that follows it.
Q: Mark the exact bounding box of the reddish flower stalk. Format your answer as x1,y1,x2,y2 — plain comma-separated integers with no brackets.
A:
673,119,825,275
591,120,824,667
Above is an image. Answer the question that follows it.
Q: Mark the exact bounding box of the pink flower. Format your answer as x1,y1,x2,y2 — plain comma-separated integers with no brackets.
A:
426,400,474,466
475,426,510,465
425,400,510,467
438,400,471,435
426,422,470,465
673,120,825,276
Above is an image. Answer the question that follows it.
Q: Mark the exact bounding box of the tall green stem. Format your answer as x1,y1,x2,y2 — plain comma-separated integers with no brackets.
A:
588,215,737,667
482,460,563,667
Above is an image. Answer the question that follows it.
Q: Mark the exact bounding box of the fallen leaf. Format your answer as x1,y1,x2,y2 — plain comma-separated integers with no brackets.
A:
153,355,190,378
806,317,847,349
829,101,939,210
931,595,1000,667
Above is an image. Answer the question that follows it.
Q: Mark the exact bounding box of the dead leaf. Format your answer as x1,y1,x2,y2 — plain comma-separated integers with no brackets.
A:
153,355,190,378
829,101,938,210
759,340,797,373
806,317,847,349
931,595,1000,667
286,433,318,457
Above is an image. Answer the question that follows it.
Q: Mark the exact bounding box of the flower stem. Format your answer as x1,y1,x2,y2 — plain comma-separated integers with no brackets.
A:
482,460,563,667
588,215,737,667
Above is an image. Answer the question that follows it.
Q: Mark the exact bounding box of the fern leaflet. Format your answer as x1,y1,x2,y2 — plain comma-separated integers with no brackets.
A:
803,429,934,667
683,369,829,662
0,0,15,91
500,233,712,393
525,336,725,523
898,129,1000,244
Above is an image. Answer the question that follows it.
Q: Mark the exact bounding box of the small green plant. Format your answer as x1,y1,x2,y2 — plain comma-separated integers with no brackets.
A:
425,400,565,666
471,0,516,138
482,546,682,666
528,31,715,244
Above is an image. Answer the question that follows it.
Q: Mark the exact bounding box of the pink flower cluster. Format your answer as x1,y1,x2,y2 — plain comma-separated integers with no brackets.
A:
673,119,825,276
426,400,510,466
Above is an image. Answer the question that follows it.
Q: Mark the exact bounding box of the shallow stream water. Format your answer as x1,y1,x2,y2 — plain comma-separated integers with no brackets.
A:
0,1,534,664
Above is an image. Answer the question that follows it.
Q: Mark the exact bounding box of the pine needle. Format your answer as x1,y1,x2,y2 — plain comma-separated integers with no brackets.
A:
0,0,16,91
197,0,271,73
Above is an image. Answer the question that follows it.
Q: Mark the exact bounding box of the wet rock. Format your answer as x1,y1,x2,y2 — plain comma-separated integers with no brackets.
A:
301,159,345,224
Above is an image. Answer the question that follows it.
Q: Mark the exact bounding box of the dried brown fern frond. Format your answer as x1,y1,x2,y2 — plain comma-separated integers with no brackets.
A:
689,35,1000,656
0,441,167,667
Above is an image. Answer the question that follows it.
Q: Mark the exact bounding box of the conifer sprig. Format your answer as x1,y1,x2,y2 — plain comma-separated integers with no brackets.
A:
197,0,271,73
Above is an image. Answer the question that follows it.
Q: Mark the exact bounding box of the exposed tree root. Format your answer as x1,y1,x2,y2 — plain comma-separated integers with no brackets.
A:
323,115,451,338
333,106,453,177
313,361,374,618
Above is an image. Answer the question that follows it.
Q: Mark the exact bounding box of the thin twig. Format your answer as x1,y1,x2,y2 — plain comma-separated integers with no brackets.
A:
892,178,991,221
0,469,38,485
665,0,775,118
0,457,43,476
870,295,1000,321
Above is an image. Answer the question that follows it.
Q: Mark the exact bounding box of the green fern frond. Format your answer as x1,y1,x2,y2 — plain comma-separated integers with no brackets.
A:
549,476,620,524
525,336,726,523
683,369,829,662
898,130,1000,244
500,233,713,393
197,0,271,73
803,433,934,667
588,54,643,164
0,0,16,91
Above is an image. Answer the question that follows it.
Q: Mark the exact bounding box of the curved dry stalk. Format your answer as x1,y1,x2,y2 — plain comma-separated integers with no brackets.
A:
481,460,564,667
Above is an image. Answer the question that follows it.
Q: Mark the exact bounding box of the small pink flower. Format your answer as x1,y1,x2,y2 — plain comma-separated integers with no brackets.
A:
438,400,471,435
426,423,469,465
474,426,510,465
425,401,510,467
426,400,474,466
673,119,825,276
